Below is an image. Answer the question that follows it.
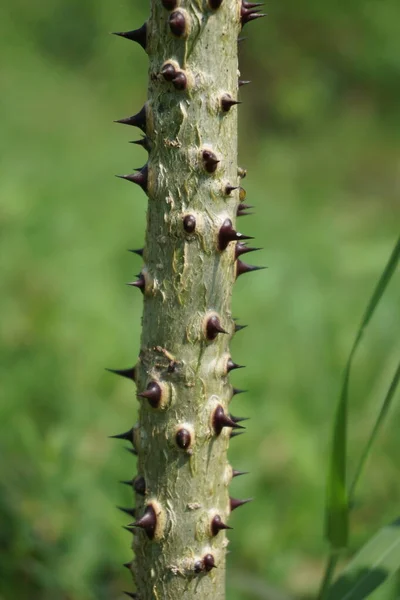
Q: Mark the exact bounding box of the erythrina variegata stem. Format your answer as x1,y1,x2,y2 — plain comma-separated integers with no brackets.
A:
110,1,265,598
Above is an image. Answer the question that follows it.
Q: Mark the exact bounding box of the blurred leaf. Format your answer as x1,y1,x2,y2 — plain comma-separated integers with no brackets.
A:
327,518,400,600
349,361,400,500
325,236,400,549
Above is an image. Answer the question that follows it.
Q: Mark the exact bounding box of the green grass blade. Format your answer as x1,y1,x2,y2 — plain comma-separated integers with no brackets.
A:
324,236,400,550
326,518,400,600
349,361,400,501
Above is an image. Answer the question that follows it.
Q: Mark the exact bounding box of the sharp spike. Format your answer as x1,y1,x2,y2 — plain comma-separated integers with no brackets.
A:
230,430,245,439
126,273,145,293
114,105,146,132
206,315,228,340
237,202,254,213
221,93,242,112
236,260,266,278
230,497,253,511
241,8,267,26
229,413,249,423
227,358,245,372
237,210,254,217
225,185,239,196
202,149,220,173
123,592,138,599
162,0,178,8
218,218,254,251
128,248,144,257
109,427,134,442
106,367,136,381
243,0,264,6
125,447,138,456
232,387,247,396
132,504,157,539
112,23,147,50
209,0,224,8
234,323,248,333
120,479,133,487
138,381,162,408
117,506,136,518
122,525,136,535
235,242,262,259
239,79,251,87
129,136,151,152
232,469,249,478
123,562,132,570
213,404,245,435
211,514,232,536
116,164,148,193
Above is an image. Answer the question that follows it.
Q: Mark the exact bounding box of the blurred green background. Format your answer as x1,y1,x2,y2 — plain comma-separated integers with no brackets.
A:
1,0,399,599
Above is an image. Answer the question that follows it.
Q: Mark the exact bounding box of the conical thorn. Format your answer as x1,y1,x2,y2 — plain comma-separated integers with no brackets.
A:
112,23,147,50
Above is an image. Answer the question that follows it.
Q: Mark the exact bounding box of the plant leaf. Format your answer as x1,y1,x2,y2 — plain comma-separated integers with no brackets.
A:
327,518,400,600
324,236,400,550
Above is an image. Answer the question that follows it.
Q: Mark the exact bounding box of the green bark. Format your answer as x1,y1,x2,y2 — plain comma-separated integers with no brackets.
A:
115,1,254,598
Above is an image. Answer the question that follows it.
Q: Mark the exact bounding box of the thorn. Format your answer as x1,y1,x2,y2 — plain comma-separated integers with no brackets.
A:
162,0,178,8
129,136,151,152
116,164,148,193
112,23,147,50
213,404,245,435
117,506,136,518
243,0,264,7
232,469,249,478
204,554,217,572
229,413,249,423
206,315,228,340
238,167,247,179
226,358,245,372
202,149,220,173
237,202,254,214
235,242,262,259
138,381,162,408
239,79,251,87
218,218,253,251
132,504,157,539
109,427,134,442
126,272,145,293
232,387,247,396
236,260,266,278
123,562,132,570
128,248,144,257
221,93,242,112
183,214,196,233
122,525,136,535
241,7,267,27
161,63,176,81
125,447,138,456
225,185,239,196
237,210,254,217
106,367,136,381
133,476,146,496
120,479,134,487
176,428,192,450
238,36,247,44
169,10,187,37
114,105,146,132
209,0,223,8
230,497,253,511
211,515,232,536
230,430,245,439
172,72,187,91
234,323,248,333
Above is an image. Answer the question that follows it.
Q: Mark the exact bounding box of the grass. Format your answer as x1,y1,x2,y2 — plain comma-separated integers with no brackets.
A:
0,1,399,599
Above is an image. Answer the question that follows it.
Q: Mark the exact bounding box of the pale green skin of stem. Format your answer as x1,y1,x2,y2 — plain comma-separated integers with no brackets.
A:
130,2,242,598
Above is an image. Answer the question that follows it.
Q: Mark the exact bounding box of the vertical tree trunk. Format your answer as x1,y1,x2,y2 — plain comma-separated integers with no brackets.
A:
112,1,264,598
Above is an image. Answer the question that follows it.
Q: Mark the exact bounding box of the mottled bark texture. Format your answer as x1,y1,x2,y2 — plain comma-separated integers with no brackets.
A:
111,1,265,598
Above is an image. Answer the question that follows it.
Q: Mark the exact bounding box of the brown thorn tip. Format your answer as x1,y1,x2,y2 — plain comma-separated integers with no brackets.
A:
232,469,249,478
239,79,251,87
106,367,136,381
236,260,266,278
126,273,145,293
117,506,136,518
230,430,245,439
213,404,245,435
114,105,146,132
230,497,253,511
225,185,239,195
132,504,157,539
218,218,253,251
235,242,262,259
138,381,162,408
204,554,217,572
221,93,242,112
206,315,228,340
128,248,144,257
211,514,232,536
116,165,148,193
234,323,248,333
227,358,245,372
112,23,147,50
202,149,220,173
109,427,134,441
232,387,247,396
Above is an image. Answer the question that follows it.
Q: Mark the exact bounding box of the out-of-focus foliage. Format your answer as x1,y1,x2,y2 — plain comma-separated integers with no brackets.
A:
0,1,399,599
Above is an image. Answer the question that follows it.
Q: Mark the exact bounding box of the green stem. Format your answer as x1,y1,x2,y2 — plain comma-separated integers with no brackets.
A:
317,553,340,600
